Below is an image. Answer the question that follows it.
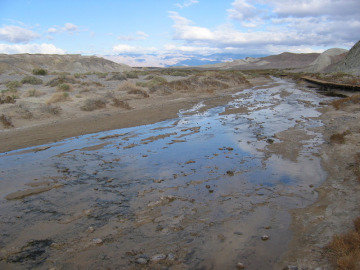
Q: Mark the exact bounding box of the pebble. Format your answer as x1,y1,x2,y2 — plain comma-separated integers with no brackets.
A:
261,234,269,241
150,254,167,262
167,253,176,261
236,262,245,269
136,257,148,265
282,266,298,270
234,231,243,235
92,238,103,244
205,185,211,189
87,226,95,233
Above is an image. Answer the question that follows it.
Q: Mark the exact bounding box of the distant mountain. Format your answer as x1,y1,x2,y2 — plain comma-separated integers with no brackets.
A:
0,54,132,74
167,53,267,67
329,40,360,75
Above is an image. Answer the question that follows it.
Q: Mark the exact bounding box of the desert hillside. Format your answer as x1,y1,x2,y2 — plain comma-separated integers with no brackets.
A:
0,54,132,74
329,40,360,75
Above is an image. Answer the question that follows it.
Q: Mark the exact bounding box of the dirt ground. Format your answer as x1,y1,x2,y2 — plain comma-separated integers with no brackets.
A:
1,71,360,269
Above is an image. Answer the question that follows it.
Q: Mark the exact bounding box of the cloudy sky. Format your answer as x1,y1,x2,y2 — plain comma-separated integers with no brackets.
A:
0,0,359,66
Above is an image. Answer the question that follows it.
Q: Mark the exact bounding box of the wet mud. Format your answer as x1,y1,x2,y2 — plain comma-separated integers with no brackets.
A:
0,78,332,269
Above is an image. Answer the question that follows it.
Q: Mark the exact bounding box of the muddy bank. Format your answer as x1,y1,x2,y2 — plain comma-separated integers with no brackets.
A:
277,95,360,269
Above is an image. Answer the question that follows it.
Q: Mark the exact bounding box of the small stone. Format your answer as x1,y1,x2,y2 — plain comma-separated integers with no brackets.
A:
236,262,245,269
87,226,95,233
209,189,214,193
153,179,164,183
226,170,234,176
205,185,211,189
92,238,103,244
106,178,114,183
151,254,167,262
261,234,269,241
266,138,274,144
309,184,314,188
167,253,176,261
136,257,148,265
234,231,243,235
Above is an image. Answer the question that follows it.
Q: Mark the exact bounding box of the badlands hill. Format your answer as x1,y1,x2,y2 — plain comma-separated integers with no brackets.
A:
329,40,360,75
0,54,132,74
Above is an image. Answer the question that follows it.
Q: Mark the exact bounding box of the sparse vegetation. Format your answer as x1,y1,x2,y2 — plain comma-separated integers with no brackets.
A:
46,92,70,104
46,75,78,87
0,95,16,104
124,71,139,79
21,76,43,85
74,73,87,79
5,80,22,90
40,104,62,115
106,73,127,81
331,94,360,110
330,130,351,144
0,114,14,128
24,89,44,97
326,217,360,270
32,68,48,76
136,76,167,88
80,98,107,111
111,98,132,110
56,83,71,92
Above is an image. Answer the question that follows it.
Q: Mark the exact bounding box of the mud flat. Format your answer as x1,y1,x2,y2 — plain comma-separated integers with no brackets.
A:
0,76,360,269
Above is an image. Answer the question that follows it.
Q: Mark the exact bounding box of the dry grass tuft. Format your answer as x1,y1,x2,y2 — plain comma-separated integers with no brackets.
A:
326,219,360,270
46,92,70,104
40,104,62,115
24,89,45,97
330,130,351,144
331,95,360,110
80,98,107,111
0,95,16,104
0,114,14,128
111,98,132,110
46,75,78,87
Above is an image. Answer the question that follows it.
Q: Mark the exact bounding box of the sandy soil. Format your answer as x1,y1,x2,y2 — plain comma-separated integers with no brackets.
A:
0,71,265,153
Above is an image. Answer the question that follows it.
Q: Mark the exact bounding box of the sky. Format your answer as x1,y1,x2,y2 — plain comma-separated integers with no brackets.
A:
0,0,359,67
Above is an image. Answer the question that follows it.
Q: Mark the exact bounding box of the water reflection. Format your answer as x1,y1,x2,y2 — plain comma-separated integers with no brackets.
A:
0,78,329,269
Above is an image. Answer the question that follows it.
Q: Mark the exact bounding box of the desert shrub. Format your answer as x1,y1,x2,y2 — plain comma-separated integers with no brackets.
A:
95,72,108,79
74,73,87,79
24,89,44,97
32,68,48,76
21,76,43,85
56,83,71,92
326,217,360,270
330,130,351,144
80,81,104,87
149,85,174,96
46,92,70,104
106,72,127,81
137,76,167,88
127,88,149,98
46,75,78,87
80,98,107,111
117,81,141,92
112,98,132,110
40,104,62,115
5,80,22,89
331,95,360,110
124,71,139,79
0,114,14,128
0,95,16,104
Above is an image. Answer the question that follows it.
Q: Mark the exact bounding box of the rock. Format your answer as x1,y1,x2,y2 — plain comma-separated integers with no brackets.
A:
136,257,149,265
236,262,245,269
92,238,103,244
167,253,176,261
266,138,274,144
205,185,211,189
87,226,95,233
261,234,269,241
234,231,243,235
226,170,234,176
150,254,167,262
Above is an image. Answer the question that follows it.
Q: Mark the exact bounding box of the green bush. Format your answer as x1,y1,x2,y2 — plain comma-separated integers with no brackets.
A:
32,68,48,76
21,76,43,85
5,80,22,89
57,83,71,91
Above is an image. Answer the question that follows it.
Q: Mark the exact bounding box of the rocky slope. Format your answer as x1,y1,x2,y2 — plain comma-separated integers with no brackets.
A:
329,40,360,75
0,54,132,74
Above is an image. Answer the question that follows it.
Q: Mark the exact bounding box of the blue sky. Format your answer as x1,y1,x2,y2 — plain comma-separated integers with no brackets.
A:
0,0,359,66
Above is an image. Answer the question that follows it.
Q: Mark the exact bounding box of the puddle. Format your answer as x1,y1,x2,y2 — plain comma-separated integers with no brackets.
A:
0,78,330,269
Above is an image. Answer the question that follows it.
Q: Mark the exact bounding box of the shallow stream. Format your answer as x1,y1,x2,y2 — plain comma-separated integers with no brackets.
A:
0,78,330,269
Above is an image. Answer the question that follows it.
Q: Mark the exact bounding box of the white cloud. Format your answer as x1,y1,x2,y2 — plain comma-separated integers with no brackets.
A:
113,44,156,54
175,0,199,8
228,0,257,21
0,43,66,54
104,54,191,67
0,25,39,43
169,11,214,41
117,31,149,41
47,23,79,34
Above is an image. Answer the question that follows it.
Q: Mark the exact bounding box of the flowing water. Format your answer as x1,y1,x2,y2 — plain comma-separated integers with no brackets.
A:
0,78,330,269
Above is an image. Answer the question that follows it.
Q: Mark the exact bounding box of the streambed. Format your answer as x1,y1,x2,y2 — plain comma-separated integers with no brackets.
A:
0,78,331,269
